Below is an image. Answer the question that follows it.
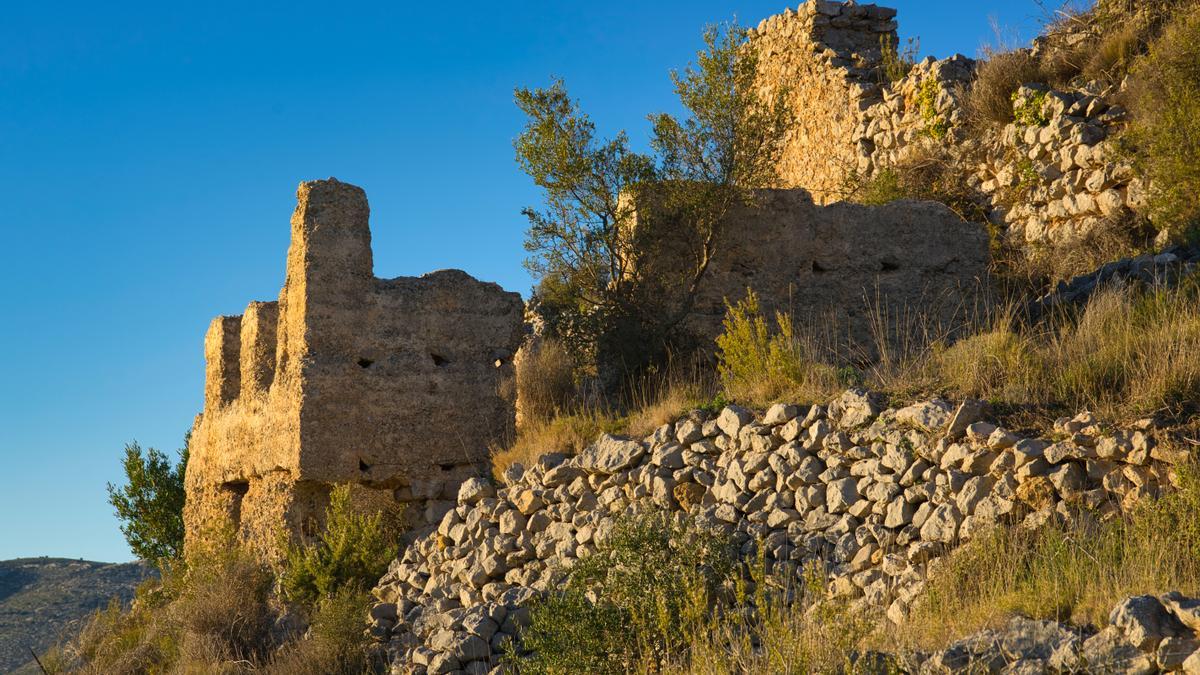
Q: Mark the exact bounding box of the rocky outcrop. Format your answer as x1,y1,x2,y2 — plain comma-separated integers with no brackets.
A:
185,179,526,559
370,390,1181,672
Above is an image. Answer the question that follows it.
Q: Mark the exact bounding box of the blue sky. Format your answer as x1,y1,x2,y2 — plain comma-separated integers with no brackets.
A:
0,0,1048,563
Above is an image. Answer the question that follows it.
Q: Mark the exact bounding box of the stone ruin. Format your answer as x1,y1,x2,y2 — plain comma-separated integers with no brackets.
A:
183,178,526,558
752,0,1145,246
686,191,989,354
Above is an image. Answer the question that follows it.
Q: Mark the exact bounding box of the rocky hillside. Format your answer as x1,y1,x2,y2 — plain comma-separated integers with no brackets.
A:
0,558,151,674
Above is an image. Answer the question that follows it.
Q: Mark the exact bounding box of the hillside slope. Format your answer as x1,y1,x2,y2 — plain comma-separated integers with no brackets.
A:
0,557,151,673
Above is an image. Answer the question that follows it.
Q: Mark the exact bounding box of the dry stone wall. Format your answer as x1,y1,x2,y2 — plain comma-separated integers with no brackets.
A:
754,1,1147,247
370,390,1181,673
185,179,526,559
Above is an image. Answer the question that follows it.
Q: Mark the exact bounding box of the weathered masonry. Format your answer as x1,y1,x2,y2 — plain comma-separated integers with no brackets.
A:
184,178,525,558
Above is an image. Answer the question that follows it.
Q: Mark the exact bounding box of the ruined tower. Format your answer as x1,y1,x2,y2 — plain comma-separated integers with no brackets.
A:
184,178,526,557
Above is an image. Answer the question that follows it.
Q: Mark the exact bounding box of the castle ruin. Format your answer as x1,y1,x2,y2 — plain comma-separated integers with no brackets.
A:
184,179,525,557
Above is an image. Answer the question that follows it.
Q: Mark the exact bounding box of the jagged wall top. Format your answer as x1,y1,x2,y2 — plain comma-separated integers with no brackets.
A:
750,1,899,202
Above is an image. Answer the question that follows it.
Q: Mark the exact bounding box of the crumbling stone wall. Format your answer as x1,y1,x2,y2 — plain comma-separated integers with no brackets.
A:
685,190,990,354
754,1,1146,247
751,1,898,203
184,179,526,558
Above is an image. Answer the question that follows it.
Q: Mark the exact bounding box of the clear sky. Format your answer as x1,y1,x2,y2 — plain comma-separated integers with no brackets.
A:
0,0,1049,563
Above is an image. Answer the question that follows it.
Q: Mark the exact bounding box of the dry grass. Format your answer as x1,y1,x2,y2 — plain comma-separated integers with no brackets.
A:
847,144,988,224
515,337,578,429
965,49,1045,129
891,462,1200,652
710,273,1200,425
493,361,714,482
54,543,275,674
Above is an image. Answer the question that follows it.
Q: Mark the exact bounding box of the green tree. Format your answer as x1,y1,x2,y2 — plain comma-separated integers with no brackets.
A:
516,20,789,386
107,435,189,561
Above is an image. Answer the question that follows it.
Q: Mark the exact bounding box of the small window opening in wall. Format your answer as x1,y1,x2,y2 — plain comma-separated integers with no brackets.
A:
222,480,250,530
358,458,371,472
812,261,828,273
357,358,374,369
438,462,456,471
430,353,449,367
880,260,900,272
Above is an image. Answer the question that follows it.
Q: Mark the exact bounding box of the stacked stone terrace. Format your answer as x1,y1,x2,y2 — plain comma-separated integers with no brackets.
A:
184,179,525,557
371,390,1181,672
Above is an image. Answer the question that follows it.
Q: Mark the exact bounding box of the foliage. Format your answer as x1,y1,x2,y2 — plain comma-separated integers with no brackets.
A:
715,289,839,405
107,435,189,562
678,567,876,674
917,78,949,139
266,586,379,675
516,20,789,387
281,485,403,609
54,538,275,674
965,49,1044,128
1127,4,1200,238
900,462,1200,650
847,144,987,223
511,510,735,672
879,34,919,83
1011,88,1049,127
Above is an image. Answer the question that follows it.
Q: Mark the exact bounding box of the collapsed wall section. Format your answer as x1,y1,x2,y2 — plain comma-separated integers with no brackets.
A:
184,179,526,559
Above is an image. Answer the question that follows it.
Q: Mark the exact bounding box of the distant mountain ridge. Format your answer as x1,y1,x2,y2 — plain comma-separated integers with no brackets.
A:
0,557,151,674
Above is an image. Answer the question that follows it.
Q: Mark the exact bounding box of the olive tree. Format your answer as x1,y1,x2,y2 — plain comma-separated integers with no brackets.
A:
515,21,790,387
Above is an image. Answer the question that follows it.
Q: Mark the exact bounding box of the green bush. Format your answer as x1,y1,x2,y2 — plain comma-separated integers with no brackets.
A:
107,436,188,562
280,485,403,608
715,289,839,406
512,510,735,672
267,586,380,675
1128,5,1200,238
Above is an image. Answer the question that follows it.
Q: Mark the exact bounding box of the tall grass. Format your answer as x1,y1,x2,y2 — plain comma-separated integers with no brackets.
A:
492,357,715,482
895,462,1200,651
714,275,1200,422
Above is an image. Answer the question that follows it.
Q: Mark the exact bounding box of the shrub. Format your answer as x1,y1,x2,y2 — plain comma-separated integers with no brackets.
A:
965,50,1044,128
107,436,188,561
267,586,379,675
879,34,919,83
715,289,840,406
515,337,578,429
59,540,275,674
280,484,403,609
848,144,987,223
679,570,875,674
512,510,735,671
1128,4,1200,238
